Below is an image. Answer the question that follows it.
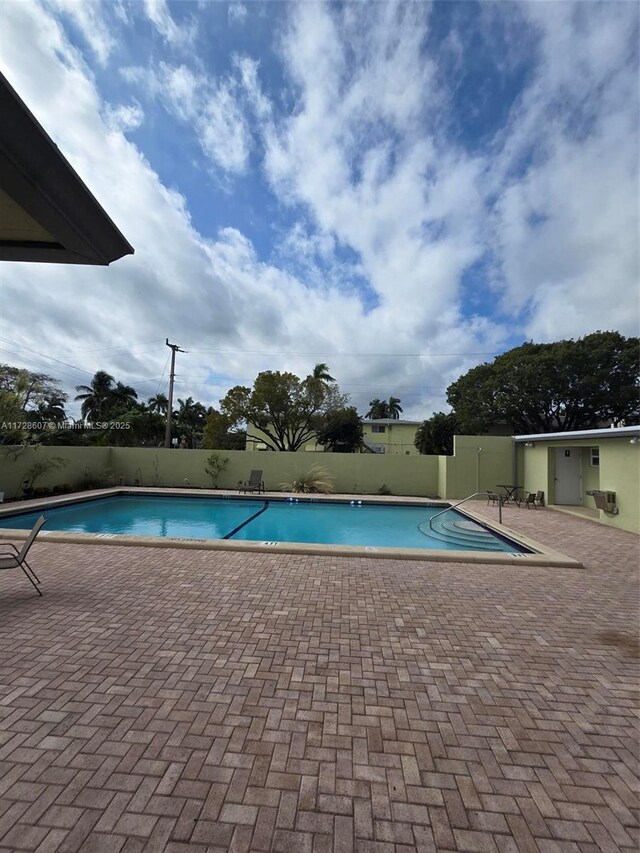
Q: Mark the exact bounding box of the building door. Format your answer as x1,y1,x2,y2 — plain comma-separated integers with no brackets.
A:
554,448,582,504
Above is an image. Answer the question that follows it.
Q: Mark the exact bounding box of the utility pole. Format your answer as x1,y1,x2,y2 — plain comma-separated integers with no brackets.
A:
164,339,186,448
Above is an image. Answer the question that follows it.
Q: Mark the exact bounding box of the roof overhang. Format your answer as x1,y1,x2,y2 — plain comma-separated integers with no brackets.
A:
0,71,133,265
514,425,640,442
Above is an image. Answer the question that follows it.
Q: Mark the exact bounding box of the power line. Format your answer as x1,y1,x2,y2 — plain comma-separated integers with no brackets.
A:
0,338,167,388
0,337,96,378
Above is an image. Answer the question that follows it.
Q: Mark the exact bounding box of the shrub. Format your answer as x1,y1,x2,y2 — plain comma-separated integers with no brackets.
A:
204,452,229,489
32,486,51,498
22,453,68,494
281,465,335,494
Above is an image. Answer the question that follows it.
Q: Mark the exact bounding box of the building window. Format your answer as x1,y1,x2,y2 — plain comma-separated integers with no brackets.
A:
371,425,386,433
590,447,600,467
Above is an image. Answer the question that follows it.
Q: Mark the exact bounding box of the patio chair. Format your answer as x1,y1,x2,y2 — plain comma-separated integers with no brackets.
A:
0,515,46,596
238,470,265,494
524,490,545,509
486,490,504,506
511,488,525,508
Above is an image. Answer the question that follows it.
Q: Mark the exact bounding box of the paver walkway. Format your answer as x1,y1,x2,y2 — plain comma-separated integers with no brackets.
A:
0,503,638,852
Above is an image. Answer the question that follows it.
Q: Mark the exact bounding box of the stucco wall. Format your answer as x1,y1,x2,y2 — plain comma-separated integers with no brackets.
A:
598,440,640,533
520,437,639,534
0,446,112,499
1,446,441,498
445,435,514,500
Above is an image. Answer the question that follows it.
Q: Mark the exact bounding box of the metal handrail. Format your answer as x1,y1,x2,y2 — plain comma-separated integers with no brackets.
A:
427,491,502,532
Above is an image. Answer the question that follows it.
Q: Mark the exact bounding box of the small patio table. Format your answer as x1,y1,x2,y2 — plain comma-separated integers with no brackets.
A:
497,485,523,504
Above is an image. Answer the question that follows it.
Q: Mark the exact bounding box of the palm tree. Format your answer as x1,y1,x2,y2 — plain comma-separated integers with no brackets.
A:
112,382,138,412
35,392,67,422
176,397,208,447
366,396,403,420
75,371,116,421
387,396,403,420
310,363,336,383
148,393,169,415
366,398,388,419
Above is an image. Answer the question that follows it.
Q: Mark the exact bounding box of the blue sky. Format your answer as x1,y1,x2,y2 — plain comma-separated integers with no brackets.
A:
1,0,638,420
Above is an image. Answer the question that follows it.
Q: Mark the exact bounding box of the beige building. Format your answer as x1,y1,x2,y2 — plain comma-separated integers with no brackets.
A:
245,419,422,455
360,419,422,455
515,425,640,533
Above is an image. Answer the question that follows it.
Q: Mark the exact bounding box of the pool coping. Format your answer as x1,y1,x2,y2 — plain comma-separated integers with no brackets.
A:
0,487,583,568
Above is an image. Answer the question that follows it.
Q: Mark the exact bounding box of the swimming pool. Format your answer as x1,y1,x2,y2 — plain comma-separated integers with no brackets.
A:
0,494,530,554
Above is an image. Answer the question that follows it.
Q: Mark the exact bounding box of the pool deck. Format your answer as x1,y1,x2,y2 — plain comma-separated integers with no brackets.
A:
0,500,638,853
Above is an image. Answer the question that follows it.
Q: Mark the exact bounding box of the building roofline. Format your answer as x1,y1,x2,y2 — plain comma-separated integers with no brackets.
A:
514,425,640,442
0,71,133,265
363,419,422,426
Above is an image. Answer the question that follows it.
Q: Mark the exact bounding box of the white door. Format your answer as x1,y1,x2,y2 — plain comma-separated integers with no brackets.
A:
554,448,582,504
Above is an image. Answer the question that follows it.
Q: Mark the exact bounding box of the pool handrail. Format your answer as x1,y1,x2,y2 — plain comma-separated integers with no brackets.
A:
427,491,503,531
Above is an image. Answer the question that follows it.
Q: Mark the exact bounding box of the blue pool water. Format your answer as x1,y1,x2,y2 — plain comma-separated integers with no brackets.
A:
0,495,529,553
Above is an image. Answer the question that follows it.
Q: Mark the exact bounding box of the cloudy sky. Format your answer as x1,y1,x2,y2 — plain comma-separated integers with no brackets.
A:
1,0,638,420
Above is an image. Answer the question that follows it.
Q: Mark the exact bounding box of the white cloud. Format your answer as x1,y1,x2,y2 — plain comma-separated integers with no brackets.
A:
143,0,195,48
0,0,637,423
487,1,639,340
45,0,114,65
124,61,252,175
263,1,487,339
104,102,144,132
0,1,413,417
228,4,247,26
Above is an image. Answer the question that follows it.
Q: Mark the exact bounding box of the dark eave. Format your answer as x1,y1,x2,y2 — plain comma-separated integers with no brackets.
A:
0,71,134,265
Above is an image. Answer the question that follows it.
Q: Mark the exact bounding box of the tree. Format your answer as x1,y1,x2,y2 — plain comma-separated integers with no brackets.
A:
148,393,169,415
221,370,348,451
115,409,165,446
310,363,336,383
447,332,640,434
0,364,67,414
112,382,138,413
175,397,207,447
0,365,68,444
203,408,246,450
415,412,459,455
366,398,386,419
75,371,118,421
365,397,403,419
33,393,67,422
316,406,364,452
387,396,403,420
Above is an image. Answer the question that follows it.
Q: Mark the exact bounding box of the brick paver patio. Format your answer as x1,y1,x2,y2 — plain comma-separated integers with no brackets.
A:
0,503,638,852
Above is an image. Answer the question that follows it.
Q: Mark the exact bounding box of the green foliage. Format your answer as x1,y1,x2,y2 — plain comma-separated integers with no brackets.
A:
81,466,117,490
22,451,68,494
316,406,364,452
203,408,246,449
310,363,336,383
108,409,165,446
415,412,459,455
174,397,208,447
0,364,68,444
365,397,403,419
147,393,168,415
204,452,229,488
447,332,639,434
281,464,335,493
221,370,349,451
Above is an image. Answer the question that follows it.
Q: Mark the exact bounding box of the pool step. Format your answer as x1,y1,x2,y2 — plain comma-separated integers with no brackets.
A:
425,514,501,551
